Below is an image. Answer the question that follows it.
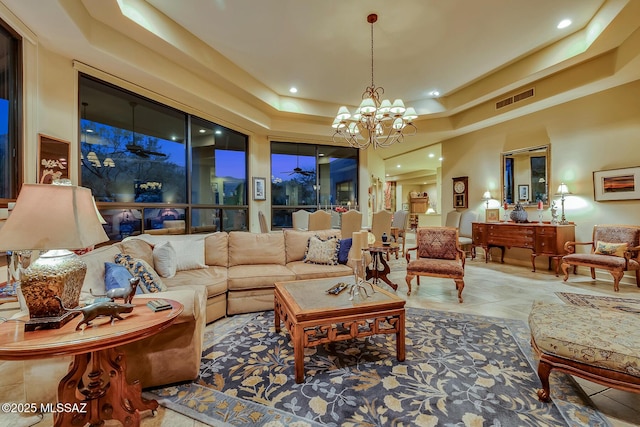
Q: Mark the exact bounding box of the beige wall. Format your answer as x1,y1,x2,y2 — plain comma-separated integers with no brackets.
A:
443,80,640,276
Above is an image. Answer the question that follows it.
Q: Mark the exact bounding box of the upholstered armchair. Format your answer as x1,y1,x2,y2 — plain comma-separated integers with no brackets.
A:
405,227,466,302
561,224,640,291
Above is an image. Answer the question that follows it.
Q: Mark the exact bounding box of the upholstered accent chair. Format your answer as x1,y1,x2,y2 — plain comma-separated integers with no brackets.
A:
561,224,640,291
391,210,410,257
308,210,332,231
292,209,310,230
258,211,269,233
405,227,466,302
340,210,362,238
458,209,478,258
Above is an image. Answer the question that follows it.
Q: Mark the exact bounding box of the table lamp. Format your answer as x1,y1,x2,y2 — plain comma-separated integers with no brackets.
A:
482,191,492,209
0,184,109,331
555,183,571,225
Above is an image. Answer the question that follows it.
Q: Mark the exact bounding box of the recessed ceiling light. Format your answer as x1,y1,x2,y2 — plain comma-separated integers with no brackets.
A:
385,173,389,177
215,130,222,135
318,153,325,157
438,157,443,161
171,136,177,141
396,164,401,168
86,129,94,133
289,87,298,94
557,19,571,29
428,153,434,158
428,90,440,97
199,129,206,134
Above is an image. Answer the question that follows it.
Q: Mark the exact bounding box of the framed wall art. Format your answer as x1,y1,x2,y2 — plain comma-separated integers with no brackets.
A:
518,184,529,201
593,166,640,201
253,177,266,200
485,208,500,222
38,134,70,184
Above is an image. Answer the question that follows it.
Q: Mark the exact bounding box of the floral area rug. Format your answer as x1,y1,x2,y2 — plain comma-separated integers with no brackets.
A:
556,292,640,314
144,308,608,427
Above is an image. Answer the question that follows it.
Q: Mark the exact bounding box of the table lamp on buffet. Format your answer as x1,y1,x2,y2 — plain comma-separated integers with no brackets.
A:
0,184,109,331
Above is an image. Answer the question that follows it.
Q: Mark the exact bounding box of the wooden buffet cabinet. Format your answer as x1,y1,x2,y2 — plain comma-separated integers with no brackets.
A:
472,222,575,275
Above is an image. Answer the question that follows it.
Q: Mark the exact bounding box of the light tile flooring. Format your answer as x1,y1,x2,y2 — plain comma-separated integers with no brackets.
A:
2,234,640,426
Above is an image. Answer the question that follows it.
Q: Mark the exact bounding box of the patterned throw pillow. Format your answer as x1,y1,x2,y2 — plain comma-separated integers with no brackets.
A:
303,235,340,265
594,241,628,257
115,253,168,293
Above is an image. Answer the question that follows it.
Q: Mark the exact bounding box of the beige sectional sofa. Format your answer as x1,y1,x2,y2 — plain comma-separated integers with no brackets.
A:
26,228,359,404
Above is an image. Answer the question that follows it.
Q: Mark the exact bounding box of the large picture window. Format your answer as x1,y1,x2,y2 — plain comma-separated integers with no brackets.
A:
271,142,358,229
0,20,21,201
79,75,248,240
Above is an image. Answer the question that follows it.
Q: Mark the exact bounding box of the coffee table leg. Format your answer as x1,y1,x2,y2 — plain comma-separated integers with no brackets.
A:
293,324,305,383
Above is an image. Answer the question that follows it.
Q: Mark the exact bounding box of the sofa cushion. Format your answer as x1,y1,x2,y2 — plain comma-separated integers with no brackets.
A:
594,241,628,257
119,238,154,267
227,264,296,290
286,261,352,280
529,301,640,377
162,266,227,298
171,239,207,271
228,231,286,266
562,253,639,269
204,232,229,267
153,241,177,277
115,253,168,293
284,229,341,263
304,235,339,265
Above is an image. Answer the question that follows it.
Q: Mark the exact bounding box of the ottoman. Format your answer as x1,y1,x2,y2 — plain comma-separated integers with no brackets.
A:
528,301,640,402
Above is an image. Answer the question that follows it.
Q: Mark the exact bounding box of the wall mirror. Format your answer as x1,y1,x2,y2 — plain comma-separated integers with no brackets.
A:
501,145,549,206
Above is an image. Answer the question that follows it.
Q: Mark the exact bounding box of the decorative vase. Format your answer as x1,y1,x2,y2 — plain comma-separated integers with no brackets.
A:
510,202,528,223
381,232,388,242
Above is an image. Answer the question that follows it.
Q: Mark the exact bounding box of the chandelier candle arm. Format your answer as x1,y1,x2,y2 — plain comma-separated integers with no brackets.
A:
332,13,417,150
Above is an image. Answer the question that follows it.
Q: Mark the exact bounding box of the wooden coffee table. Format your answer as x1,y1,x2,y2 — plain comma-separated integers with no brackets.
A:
0,298,183,427
274,276,405,383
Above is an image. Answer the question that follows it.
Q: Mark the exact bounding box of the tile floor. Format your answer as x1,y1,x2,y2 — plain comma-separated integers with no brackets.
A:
2,234,640,426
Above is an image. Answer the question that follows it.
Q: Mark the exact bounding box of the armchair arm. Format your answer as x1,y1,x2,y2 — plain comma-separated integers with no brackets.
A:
563,240,594,254
456,247,466,269
405,246,418,262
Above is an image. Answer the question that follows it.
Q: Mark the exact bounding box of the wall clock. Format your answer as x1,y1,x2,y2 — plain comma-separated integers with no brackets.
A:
453,176,468,209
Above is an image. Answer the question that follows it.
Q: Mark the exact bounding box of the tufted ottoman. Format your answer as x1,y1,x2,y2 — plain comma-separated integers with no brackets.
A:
528,301,640,402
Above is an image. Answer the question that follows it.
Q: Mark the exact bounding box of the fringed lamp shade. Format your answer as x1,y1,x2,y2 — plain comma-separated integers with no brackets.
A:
0,184,109,330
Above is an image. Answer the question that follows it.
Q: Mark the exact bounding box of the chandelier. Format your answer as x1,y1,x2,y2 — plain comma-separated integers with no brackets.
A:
332,13,417,150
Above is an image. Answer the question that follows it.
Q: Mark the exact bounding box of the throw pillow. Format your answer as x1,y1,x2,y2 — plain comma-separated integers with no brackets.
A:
170,239,207,271
337,238,352,265
153,241,177,278
104,262,143,295
594,241,628,257
303,235,339,265
115,253,168,293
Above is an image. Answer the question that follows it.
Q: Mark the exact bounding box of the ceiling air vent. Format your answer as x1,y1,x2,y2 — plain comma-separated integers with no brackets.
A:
495,87,535,110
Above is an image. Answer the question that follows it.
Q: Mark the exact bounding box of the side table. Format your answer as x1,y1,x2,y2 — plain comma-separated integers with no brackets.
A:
366,242,400,291
0,298,183,427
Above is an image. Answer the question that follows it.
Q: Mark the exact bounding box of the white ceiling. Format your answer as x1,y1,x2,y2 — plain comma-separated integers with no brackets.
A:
4,0,638,180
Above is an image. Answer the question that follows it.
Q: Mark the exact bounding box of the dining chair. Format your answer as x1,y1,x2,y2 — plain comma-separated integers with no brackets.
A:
458,209,478,258
445,210,462,228
258,211,269,233
307,210,332,231
292,209,310,230
391,210,410,257
340,210,363,239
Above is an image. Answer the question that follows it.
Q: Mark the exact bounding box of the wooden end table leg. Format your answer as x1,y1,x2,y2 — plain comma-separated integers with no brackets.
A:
55,347,157,427
274,296,281,333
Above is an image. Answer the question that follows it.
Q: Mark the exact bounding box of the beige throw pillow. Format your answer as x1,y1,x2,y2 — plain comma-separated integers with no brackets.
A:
594,241,628,257
153,241,177,278
171,239,207,271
